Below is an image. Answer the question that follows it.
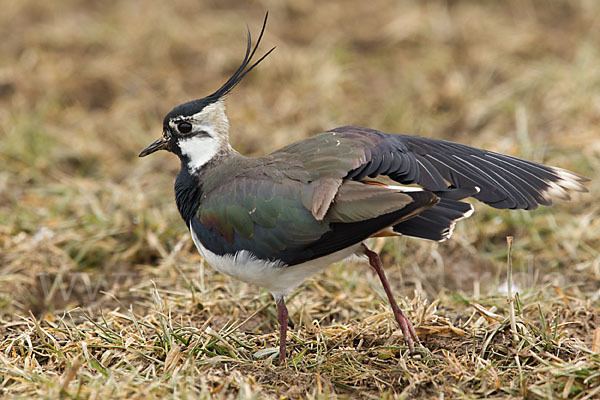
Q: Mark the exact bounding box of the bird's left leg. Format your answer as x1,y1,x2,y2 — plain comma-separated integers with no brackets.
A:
276,296,289,364
362,244,420,353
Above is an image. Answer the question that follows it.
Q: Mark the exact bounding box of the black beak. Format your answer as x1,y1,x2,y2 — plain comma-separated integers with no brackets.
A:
139,138,168,157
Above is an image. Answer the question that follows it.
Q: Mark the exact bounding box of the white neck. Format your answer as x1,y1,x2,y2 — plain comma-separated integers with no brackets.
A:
179,135,221,172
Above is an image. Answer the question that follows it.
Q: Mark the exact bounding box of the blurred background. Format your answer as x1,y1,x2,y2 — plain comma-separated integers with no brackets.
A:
0,0,598,398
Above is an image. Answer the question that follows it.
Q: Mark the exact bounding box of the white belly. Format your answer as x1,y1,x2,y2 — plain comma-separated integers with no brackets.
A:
189,223,361,300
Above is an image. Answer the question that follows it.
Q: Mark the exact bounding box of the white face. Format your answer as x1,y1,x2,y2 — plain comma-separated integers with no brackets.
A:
168,101,230,173
178,135,221,172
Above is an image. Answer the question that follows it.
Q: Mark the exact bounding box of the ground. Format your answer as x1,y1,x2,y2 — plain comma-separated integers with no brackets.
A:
0,0,599,399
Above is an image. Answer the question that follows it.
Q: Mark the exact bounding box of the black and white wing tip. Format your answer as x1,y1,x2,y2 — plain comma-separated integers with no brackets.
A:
462,150,590,210
541,166,590,203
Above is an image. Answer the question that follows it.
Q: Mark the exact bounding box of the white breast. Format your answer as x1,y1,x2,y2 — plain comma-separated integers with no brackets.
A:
189,223,361,300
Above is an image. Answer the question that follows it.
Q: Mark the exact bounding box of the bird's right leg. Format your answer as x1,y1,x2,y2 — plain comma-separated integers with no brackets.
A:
276,296,289,364
362,245,420,353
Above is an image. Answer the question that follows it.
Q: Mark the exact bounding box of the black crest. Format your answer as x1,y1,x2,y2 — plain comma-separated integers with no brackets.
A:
164,13,275,124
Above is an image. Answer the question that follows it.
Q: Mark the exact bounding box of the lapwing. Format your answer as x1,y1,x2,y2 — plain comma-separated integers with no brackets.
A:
139,14,589,364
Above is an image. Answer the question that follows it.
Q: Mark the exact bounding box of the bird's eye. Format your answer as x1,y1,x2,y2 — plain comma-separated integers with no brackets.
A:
177,122,193,134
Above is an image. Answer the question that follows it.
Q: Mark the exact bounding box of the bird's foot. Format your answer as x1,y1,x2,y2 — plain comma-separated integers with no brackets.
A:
393,308,420,353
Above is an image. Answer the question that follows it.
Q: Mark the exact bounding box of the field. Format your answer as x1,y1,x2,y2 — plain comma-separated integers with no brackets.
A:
1,0,599,398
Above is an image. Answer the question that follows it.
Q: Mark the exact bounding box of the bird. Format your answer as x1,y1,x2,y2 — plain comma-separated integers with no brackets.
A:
138,14,589,364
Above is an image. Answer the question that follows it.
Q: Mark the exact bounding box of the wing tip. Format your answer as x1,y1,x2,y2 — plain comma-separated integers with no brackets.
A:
552,167,590,191
538,167,590,205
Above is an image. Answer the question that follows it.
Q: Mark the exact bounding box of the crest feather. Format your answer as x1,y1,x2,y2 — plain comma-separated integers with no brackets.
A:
164,12,274,123
207,12,275,102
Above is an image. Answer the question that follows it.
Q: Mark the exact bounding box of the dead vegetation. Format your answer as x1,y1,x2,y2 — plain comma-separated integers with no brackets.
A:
0,0,599,398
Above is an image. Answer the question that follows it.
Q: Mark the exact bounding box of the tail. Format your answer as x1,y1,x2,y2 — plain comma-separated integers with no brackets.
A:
392,197,474,242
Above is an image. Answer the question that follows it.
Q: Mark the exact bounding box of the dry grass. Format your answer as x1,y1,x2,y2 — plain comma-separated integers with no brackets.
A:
1,0,599,398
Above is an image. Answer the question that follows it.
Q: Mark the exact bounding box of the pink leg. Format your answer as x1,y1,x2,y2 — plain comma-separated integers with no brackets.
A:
276,297,289,364
363,247,420,353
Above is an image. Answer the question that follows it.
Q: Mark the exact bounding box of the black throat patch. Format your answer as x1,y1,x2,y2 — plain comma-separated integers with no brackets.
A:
174,162,203,224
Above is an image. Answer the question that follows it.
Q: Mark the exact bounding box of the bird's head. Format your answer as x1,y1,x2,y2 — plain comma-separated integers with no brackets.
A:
139,13,274,172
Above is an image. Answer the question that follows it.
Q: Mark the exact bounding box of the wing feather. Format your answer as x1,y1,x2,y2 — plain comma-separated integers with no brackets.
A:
319,126,587,210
